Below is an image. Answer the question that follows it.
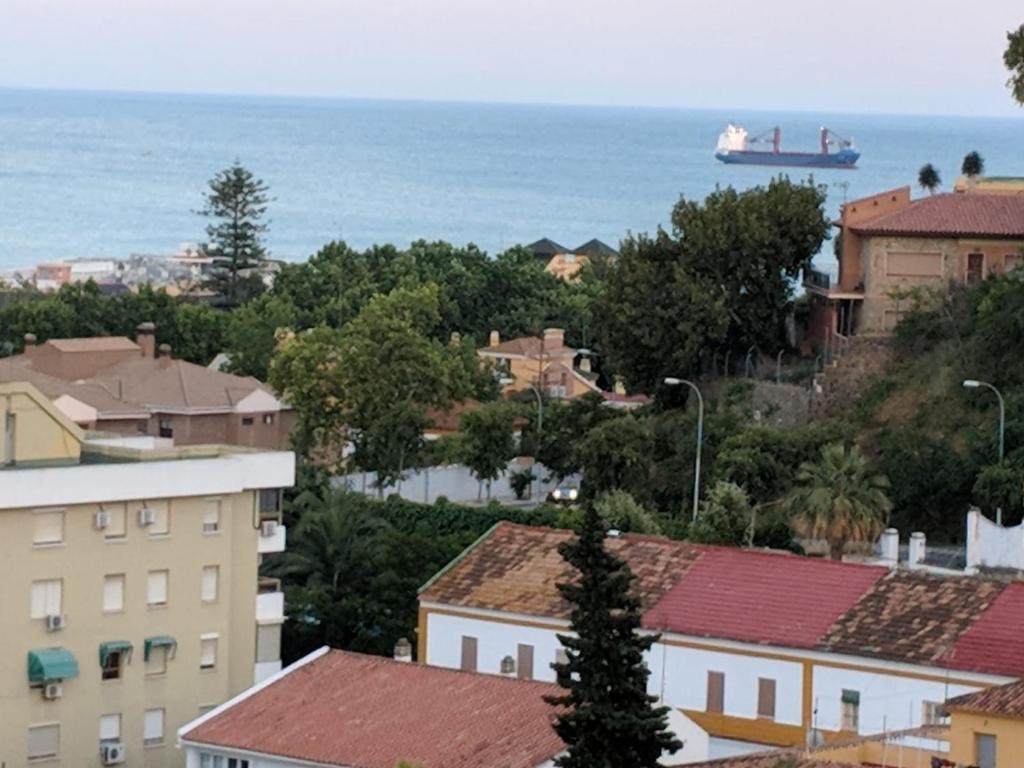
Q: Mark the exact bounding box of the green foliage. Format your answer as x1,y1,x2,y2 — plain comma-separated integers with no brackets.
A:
786,444,893,560
529,392,620,481
559,491,663,535
961,150,985,178
576,415,654,501
224,293,298,379
509,467,536,500
459,402,520,498
547,506,682,767
199,162,271,305
917,163,941,194
972,461,1024,524
689,481,752,545
595,178,828,391
1006,24,1024,105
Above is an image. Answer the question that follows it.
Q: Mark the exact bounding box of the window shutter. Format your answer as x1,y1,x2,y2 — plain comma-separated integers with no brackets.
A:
201,566,218,602
104,574,125,612
757,678,776,719
34,511,64,544
202,501,221,532
200,636,218,668
144,709,164,741
460,636,478,672
148,501,170,535
147,571,168,605
706,671,725,713
27,724,60,759
31,580,61,618
99,714,120,741
517,644,534,680
105,504,127,538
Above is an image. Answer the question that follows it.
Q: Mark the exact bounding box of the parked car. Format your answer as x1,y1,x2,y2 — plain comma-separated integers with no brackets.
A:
547,484,580,506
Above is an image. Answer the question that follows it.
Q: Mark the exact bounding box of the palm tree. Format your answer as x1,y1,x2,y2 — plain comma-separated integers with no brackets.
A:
962,151,985,179
918,164,941,195
786,443,892,560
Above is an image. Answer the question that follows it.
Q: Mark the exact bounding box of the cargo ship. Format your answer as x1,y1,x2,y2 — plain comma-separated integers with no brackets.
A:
714,124,860,168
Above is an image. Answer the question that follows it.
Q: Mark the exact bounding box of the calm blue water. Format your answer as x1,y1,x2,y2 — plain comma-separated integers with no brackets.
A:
1,88,1022,273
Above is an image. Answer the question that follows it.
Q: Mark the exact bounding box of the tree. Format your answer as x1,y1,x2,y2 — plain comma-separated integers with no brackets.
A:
575,416,653,501
546,505,681,768
530,392,619,482
962,151,985,179
689,481,752,546
918,164,941,195
786,443,893,560
224,293,298,379
199,162,271,305
1005,24,1024,105
459,402,519,500
560,490,664,534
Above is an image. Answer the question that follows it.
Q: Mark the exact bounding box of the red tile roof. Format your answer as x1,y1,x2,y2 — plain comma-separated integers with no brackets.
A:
849,193,1024,239
946,678,1024,719
643,548,886,649
182,649,566,768
478,336,576,358
946,582,1024,678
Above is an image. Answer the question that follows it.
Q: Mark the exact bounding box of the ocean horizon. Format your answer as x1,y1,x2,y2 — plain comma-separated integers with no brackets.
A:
2,87,1022,274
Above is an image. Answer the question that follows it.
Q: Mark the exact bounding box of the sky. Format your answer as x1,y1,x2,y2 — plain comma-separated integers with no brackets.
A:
1,0,1021,116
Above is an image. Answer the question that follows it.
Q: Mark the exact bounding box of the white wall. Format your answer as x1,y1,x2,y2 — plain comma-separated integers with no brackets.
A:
966,507,1024,571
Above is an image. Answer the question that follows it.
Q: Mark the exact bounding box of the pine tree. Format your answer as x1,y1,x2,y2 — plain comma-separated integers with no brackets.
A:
546,505,682,768
199,162,271,305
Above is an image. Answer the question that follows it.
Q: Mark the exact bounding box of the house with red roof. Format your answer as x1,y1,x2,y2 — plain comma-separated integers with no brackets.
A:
804,186,1024,350
417,523,1024,761
178,646,700,767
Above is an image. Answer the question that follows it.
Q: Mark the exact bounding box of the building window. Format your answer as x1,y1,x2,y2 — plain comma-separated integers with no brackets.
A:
922,700,947,725
145,501,170,536
201,566,219,603
146,647,169,677
975,733,997,768
241,416,254,426
967,252,985,284
33,510,65,546
103,574,125,613
262,413,274,425
143,708,165,747
27,723,60,761
104,504,127,540
102,650,126,681
147,570,169,608
460,636,478,672
200,635,219,670
99,713,120,744
30,579,62,619
199,755,249,768
202,500,221,534
706,671,725,713
1007,253,1022,272
841,689,860,731
259,488,282,518
757,677,776,720
159,417,173,438
517,643,535,681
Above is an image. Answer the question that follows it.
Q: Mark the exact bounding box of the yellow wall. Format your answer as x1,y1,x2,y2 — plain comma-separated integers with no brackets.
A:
0,384,83,466
948,710,1024,767
0,491,261,767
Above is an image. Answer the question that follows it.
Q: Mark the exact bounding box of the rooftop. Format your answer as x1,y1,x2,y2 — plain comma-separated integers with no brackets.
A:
848,193,1024,239
526,237,570,258
478,335,576,358
421,522,1024,677
181,649,565,768
946,678,1024,719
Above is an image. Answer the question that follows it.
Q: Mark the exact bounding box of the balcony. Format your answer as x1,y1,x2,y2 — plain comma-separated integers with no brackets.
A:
257,522,286,554
256,578,284,623
804,268,832,294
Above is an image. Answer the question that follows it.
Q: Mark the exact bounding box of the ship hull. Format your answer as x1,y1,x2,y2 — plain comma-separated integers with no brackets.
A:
715,149,860,169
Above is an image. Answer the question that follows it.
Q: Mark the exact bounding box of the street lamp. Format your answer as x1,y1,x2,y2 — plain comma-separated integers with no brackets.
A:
963,378,1006,524
664,377,704,522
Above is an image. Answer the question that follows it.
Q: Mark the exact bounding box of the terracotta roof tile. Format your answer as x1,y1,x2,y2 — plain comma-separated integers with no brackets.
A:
182,649,565,768
946,582,1024,677
96,357,274,411
683,750,860,768
45,336,140,352
946,678,1024,719
819,571,1007,668
478,336,575,358
849,193,1024,238
643,548,885,648
419,522,700,618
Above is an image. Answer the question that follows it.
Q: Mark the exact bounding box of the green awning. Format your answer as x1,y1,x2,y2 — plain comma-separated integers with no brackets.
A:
27,648,80,684
841,689,860,705
144,635,177,661
99,641,133,667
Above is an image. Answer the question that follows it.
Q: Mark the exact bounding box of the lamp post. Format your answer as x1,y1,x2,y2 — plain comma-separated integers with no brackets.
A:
963,378,1006,524
664,377,704,522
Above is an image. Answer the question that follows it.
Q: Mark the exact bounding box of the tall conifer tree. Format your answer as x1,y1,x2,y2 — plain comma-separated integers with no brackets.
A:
546,505,681,768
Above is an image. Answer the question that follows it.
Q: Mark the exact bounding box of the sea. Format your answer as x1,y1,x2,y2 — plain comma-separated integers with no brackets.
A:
1,87,1022,275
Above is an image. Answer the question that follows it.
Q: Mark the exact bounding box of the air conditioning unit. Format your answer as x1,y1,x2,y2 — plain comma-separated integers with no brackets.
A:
46,614,66,632
43,681,63,700
95,511,111,529
100,742,126,765
138,507,156,526
260,520,279,537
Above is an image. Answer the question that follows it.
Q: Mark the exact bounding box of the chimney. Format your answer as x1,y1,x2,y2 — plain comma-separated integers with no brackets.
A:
136,322,156,358
23,333,37,354
450,331,461,346
578,355,592,373
613,376,626,396
908,531,926,568
489,330,500,348
499,655,516,677
158,343,173,368
393,637,412,663
543,327,565,350
879,528,899,567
